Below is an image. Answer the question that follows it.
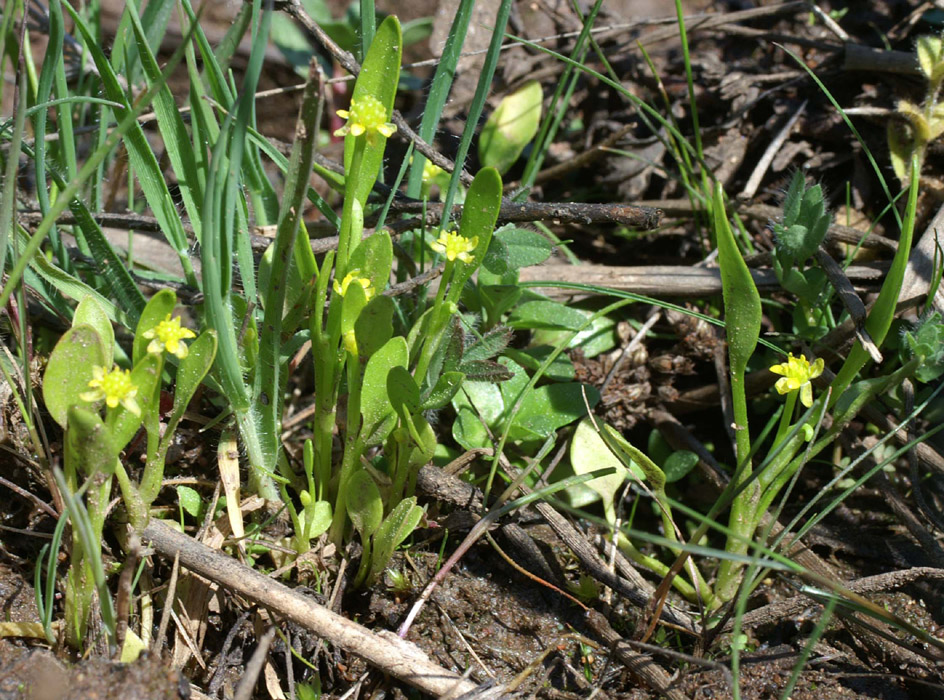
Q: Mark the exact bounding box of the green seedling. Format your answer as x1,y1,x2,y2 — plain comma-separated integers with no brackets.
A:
771,171,832,338
41,292,214,647
570,417,716,607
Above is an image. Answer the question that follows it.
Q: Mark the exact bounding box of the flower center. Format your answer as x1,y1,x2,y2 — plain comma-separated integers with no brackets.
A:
348,95,388,133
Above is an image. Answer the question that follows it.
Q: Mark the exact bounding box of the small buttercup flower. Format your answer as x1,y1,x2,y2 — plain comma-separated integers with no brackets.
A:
769,353,824,408
143,314,197,359
335,95,396,144
430,230,478,264
422,159,443,184
333,270,375,300
80,365,140,415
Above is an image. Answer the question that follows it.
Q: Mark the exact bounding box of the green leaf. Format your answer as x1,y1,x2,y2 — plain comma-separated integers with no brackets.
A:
360,336,408,444
404,0,475,199
451,168,503,293
531,313,617,359
451,379,503,450
126,0,205,240
780,169,804,227
487,226,553,273
570,418,630,523
429,315,464,381
133,290,177,366
508,300,589,331
345,469,383,540
65,405,116,477
387,365,421,418
301,500,333,540
714,183,760,466
714,184,760,379
404,413,437,469
462,325,513,363
271,12,318,76
258,240,307,317
355,295,395,359
504,346,574,382
73,296,115,369
663,450,699,483
454,379,504,424
479,81,543,174
420,371,465,411
43,325,105,428
170,331,218,427
600,425,666,493
176,485,203,519
830,154,920,403
368,497,424,585
510,382,599,441
481,236,510,275
349,231,393,295
401,17,433,47
452,405,491,450
917,34,944,82
888,119,915,184
63,3,193,278
457,359,514,383
497,357,529,413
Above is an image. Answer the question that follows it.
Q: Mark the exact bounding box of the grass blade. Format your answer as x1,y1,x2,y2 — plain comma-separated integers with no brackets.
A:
405,0,475,198
439,0,514,225
255,62,323,474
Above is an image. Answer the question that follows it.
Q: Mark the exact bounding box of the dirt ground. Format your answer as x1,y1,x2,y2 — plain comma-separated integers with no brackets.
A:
5,0,944,698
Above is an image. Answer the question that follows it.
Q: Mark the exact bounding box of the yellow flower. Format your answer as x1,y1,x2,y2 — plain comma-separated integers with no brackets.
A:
142,314,197,359
769,353,824,408
80,365,140,415
333,270,375,300
334,95,396,144
430,230,478,264
422,159,443,184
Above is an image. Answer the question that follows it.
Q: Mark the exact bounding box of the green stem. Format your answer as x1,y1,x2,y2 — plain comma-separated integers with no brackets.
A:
715,368,760,602
329,436,364,545
615,532,702,603
352,537,372,588
115,461,148,531
336,141,367,278
412,261,454,384
772,393,797,449
830,154,919,403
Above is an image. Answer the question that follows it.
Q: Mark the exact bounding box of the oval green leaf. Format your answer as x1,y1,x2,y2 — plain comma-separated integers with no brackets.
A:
74,295,115,369
43,325,105,428
479,81,543,174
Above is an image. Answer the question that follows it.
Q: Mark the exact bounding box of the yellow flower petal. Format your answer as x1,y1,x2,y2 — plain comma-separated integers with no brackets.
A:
769,353,822,405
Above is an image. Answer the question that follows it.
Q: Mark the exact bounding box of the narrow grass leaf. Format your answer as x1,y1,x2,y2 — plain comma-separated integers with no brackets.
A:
439,0,513,222
830,155,920,401
126,0,204,239
63,1,196,287
405,0,475,198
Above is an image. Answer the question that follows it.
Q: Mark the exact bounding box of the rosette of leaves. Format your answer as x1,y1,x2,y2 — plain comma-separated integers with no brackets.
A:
901,312,944,383
771,171,831,335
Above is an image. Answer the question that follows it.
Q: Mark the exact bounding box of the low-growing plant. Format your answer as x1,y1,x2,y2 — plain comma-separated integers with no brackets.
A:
41,292,214,646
